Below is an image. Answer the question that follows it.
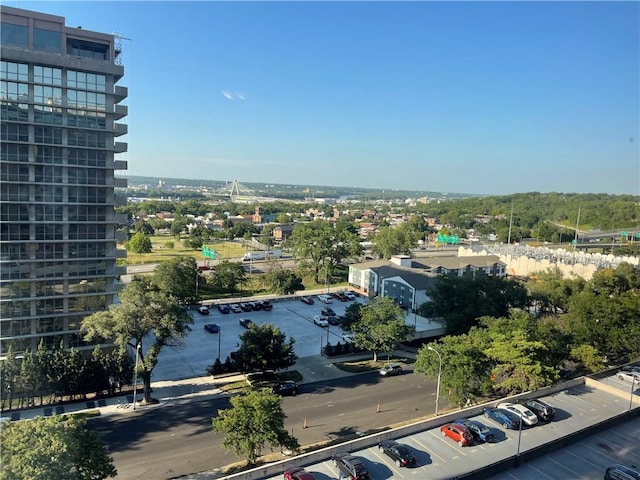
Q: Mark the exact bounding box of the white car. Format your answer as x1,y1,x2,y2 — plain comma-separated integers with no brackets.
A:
313,315,329,327
317,294,333,304
616,371,640,383
342,333,354,343
497,402,539,426
345,292,356,300
229,304,242,313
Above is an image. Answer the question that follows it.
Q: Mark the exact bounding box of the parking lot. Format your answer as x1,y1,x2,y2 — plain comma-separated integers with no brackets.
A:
151,293,439,382
257,374,639,480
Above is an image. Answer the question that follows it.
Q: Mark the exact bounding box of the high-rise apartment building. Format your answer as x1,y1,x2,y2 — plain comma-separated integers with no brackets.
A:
0,6,128,356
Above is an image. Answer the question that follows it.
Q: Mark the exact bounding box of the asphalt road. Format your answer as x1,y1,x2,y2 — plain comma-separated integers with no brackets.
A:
89,370,447,480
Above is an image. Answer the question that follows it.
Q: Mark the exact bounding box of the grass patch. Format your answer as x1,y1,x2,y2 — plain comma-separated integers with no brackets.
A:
334,356,415,374
216,371,304,394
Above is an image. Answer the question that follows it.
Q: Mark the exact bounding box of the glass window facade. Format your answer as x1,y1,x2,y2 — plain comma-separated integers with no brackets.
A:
1,23,29,47
34,28,62,52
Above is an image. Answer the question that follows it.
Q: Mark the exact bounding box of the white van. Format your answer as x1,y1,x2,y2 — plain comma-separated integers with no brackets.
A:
317,294,333,304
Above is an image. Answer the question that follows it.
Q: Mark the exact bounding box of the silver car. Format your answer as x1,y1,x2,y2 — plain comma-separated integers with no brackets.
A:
497,402,539,426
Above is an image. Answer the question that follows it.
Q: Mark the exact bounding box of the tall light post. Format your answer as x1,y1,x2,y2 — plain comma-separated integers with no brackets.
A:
217,327,221,362
132,342,141,410
516,412,523,464
427,345,442,416
629,375,638,411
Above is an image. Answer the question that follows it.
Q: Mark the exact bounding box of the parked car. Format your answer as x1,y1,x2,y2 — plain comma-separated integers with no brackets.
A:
217,304,230,314
379,363,403,377
497,402,539,426
249,301,262,311
342,333,355,343
197,306,209,315
283,466,317,480
345,292,356,300
259,300,273,311
484,408,521,430
459,418,495,443
300,296,314,305
245,370,276,387
326,315,341,326
440,422,474,446
273,380,298,396
240,302,252,312
332,453,369,480
622,365,640,374
229,304,242,313
335,292,348,302
616,371,640,383
516,398,555,421
321,307,336,317
317,294,333,304
313,315,329,327
604,464,640,480
239,318,254,329
377,440,416,467
203,323,219,334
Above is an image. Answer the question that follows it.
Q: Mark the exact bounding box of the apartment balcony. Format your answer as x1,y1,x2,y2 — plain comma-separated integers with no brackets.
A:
113,122,128,137
114,177,128,188
115,228,128,242
115,265,127,276
115,248,127,259
114,194,127,207
114,85,128,103
114,160,128,170
114,142,127,154
114,213,128,225
113,103,128,120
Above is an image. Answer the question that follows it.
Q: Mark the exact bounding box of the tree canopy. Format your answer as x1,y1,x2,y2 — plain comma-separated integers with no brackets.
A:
152,256,200,305
288,219,362,283
232,323,298,373
125,231,152,253
213,389,299,465
81,277,193,404
343,297,414,362
371,225,416,259
0,415,117,480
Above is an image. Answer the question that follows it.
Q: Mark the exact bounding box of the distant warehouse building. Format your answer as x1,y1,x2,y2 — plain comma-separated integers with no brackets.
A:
0,6,129,356
348,255,506,311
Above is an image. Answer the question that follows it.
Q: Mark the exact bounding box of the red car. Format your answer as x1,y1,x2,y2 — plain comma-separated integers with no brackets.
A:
440,422,474,446
300,296,314,305
284,466,317,480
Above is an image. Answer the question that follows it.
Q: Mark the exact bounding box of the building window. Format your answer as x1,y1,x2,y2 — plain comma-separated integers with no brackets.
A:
66,38,109,61
34,165,63,183
35,224,63,240
1,80,29,102
34,243,65,260
1,103,29,122
67,70,106,92
67,109,106,129
34,28,62,52
34,105,63,125
1,123,28,142
0,224,30,241
0,183,29,202
1,23,29,47
35,204,64,222
34,125,62,145
67,129,106,148
0,61,28,82
35,146,63,164
1,143,29,162
67,89,106,110
68,148,106,167
0,203,29,221
34,85,62,105
34,185,63,202
34,66,62,86
0,164,29,182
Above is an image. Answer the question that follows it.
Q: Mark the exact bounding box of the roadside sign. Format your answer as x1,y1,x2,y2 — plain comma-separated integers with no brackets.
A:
202,246,216,259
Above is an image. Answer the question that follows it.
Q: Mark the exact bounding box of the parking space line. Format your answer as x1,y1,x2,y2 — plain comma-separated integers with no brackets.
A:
370,448,407,479
428,429,469,457
547,455,589,479
564,444,607,470
526,462,558,480
410,434,448,465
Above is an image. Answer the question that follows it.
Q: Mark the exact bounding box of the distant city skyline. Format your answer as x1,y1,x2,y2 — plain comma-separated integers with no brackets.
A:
11,1,639,195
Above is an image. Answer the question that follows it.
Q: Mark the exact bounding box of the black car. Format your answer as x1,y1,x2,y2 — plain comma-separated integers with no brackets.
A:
240,302,252,312
272,380,298,396
327,315,341,326
239,318,254,329
377,440,416,467
332,453,369,480
260,300,273,311
217,304,230,314
321,307,336,317
517,398,555,421
459,418,495,443
203,323,219,334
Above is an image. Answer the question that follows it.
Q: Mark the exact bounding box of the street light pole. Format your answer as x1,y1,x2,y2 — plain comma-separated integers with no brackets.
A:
217,327,221,362
132,342,141,410
427,345,442,416
630,376,637,411
516,413,523,465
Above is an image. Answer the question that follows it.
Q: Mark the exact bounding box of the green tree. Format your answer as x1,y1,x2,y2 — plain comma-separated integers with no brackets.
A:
570,344,606,374
153,256,200,305
81,277,193,404
414,331,493,407
346,297,414,362
125,231,152,254
371,225,416,259
209,261,246,293
233,323,297,373
528,268,585,315
170,216,189,236
212,389,299,465
0,415,117,480
134,221,155,235
288,220,362,283
264,268,304,295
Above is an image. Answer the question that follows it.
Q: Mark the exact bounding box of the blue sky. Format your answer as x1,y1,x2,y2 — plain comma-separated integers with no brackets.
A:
10,1,640,195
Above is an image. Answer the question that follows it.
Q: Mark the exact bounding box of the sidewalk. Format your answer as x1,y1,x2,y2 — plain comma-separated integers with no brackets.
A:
0,351,415,422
